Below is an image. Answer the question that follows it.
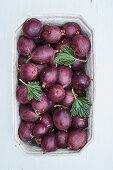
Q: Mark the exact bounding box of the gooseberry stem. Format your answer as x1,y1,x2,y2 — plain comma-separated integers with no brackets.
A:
76,58,88,63
19,79,27,86
54,105,68,110
26,56,32,63
72,88,77,99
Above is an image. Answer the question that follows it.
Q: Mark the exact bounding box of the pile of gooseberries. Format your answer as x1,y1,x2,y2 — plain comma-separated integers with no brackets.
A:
16,18,91,153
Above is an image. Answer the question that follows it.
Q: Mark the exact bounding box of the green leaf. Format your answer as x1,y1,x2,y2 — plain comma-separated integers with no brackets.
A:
61,45,76,57
55,52,75,66
54,46,77,66
27,82,42,101
54,45,87,66
70,100,78,117
71,97,91,117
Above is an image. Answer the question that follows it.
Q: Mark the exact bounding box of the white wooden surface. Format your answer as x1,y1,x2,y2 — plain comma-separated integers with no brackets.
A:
0,0,113,169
